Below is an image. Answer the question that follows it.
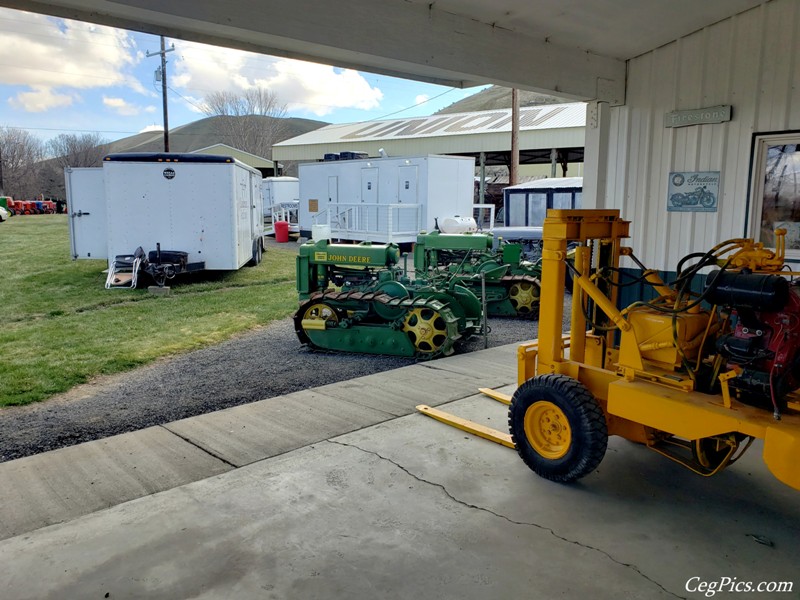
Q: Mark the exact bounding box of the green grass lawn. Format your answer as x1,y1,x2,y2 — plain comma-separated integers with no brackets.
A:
0,215,298,406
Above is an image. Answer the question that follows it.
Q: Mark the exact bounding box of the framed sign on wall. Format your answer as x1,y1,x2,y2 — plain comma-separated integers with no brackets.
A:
667,171,720,212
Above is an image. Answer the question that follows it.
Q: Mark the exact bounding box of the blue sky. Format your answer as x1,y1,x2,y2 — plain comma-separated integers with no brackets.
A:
0,7,488,144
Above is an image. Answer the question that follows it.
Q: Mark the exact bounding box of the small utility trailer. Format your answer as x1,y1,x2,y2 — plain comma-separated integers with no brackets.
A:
66,153,266,288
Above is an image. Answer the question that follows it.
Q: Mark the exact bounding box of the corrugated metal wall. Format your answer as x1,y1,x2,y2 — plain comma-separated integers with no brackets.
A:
605,0,800,271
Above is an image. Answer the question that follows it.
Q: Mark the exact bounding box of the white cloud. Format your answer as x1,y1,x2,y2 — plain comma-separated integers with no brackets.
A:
8,85,74,112
0,8,145,113
144,105,158,114
414,94,430,105
139,125,164,133
170,42,252,94
171,41,383,117
103,96,140,116
261,61,383,116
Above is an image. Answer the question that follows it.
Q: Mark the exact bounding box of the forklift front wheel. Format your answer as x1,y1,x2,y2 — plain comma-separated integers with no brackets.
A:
509,374,608,483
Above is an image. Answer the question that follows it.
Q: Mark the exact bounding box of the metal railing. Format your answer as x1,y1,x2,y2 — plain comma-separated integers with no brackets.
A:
473,203,496,231
312,202,422,242
272,201,299,226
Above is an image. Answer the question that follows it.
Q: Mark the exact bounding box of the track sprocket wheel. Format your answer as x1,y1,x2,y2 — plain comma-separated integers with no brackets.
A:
509,280,540,317
302,302,339,325
402,306,449,355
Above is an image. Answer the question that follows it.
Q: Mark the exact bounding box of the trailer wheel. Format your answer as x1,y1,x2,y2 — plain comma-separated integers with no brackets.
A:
248,239,262,266
509,374,607,483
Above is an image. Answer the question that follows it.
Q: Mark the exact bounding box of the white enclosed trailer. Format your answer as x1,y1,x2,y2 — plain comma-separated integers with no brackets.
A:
67,153,265,286
262,176,300,233
262,176,299,217
298,154,475,243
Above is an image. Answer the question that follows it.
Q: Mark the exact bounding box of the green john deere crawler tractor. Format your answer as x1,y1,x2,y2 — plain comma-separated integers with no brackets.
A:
294,239,483,358
413,231,542,319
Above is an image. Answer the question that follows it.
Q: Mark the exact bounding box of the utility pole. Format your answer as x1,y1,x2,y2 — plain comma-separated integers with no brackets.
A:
147,36,175,152
510,88,519,186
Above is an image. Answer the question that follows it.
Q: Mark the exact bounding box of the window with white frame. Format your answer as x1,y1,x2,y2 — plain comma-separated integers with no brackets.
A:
750,132,800,250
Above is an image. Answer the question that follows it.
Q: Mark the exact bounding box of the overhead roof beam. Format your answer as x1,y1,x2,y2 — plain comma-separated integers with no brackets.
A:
3,0,626,104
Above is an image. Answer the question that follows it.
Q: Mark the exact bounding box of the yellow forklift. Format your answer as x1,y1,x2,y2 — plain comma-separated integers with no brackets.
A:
419,209,800,490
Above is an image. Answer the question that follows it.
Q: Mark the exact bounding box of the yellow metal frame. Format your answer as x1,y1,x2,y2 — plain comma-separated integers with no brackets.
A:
416,404,514,448
416,210,800,490
521,209,800,490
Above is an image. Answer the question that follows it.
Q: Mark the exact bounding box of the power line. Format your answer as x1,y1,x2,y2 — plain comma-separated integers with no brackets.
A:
0,62,430,114
1,124,146,134
0,63,141,87
0,124,326,138
167,86,205,112
2,84,467,138
367,87,458,120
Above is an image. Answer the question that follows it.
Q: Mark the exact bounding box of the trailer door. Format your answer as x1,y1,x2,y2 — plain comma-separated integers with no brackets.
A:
327,175,338,228
66,167,108,259
398,165,418,233
361,167,378,232
251,171,263,239
328,176,338,205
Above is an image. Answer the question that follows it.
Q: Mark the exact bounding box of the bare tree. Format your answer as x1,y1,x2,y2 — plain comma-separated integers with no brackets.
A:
0,127,45,199
48,132,109,169
202,88,289,159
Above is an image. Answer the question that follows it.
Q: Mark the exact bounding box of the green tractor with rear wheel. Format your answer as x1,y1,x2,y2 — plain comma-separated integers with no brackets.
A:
413,231,542,319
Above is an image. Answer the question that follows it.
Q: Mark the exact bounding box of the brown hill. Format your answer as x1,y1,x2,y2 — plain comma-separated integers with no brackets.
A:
107,115,328,154
39,115,328,197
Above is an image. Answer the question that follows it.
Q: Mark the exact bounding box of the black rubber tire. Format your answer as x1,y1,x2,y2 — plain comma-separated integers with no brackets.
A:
508,374,608,483
248,239,263,267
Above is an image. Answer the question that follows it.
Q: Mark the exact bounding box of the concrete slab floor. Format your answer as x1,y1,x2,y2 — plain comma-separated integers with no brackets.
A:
0,426,232,540
1,394,797,600
0,347,519,542
314,362,510,417
163,388,396,468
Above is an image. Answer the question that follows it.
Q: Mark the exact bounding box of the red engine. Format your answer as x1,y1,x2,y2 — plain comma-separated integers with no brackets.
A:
707,271,800,415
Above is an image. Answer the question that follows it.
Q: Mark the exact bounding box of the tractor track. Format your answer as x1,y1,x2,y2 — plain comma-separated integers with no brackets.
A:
295,290,463,358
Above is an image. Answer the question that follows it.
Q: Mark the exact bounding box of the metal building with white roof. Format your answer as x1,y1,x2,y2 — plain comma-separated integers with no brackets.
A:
272,103,586,169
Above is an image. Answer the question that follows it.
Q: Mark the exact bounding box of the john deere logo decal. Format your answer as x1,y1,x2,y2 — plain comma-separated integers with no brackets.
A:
163,168,176,180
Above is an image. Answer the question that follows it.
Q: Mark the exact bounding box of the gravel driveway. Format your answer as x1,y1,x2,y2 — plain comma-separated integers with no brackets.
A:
0,312,556,462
